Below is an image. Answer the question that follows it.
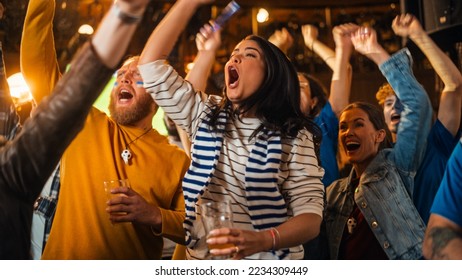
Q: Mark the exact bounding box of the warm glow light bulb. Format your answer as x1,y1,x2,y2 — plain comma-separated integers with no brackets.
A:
256,8,269,23
7,73,33,104
78,24,94,35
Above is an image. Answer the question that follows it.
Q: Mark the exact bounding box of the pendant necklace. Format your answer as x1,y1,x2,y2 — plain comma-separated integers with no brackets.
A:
121,128,153,164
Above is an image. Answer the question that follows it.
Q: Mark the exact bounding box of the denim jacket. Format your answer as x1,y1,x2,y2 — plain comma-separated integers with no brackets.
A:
325,48,432,260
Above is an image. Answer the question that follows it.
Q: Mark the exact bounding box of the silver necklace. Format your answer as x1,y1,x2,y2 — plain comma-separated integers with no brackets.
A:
121,128,153,164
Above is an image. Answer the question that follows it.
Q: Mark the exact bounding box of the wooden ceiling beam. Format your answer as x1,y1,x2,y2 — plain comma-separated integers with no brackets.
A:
151,0,399,9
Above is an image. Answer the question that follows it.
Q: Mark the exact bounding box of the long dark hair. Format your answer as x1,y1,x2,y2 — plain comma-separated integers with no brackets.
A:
209,35,321,144
341,102,393,151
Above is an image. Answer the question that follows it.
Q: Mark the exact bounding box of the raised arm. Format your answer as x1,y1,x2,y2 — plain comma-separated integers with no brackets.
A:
268,27,293,55
175,23,222,155
20,0,61,104
393,13,462,136
138,0,214,137
185,23,222,92
3,0,149,201
352,27,432,174
139,0,214,65
302,24,336,69
329,23,357,116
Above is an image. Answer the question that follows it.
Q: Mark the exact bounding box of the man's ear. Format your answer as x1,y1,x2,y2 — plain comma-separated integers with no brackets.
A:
310,96,319,111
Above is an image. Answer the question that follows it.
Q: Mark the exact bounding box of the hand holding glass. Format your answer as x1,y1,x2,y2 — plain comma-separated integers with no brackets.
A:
104,179,130,217
200,201,234,259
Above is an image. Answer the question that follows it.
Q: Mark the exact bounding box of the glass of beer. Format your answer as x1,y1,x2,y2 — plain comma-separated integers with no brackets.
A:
200,201,234,259
103,178,131,217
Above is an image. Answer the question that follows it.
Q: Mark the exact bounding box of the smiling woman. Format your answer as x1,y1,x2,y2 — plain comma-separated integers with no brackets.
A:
323,26,432,260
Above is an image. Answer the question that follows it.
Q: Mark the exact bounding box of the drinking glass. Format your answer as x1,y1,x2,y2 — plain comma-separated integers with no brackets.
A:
200,201,234,259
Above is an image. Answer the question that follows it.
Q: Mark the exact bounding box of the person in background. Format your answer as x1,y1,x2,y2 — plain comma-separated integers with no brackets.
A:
138,0,324,260
21,0,190,259
301,23,357,187
269,24,357,188
390,13,462,224
0,0,151,259
324,26,432,259
423,137,462,259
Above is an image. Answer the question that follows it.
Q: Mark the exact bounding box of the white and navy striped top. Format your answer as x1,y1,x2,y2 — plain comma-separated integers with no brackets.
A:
139,60,325,260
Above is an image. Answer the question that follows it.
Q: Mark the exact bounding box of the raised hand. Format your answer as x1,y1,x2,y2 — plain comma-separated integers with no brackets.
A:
268,28,293,54
332,23,359,55
392,13,425,38
301,24,318,50
351,27,380,55
351,26,390,66
196,23,222,52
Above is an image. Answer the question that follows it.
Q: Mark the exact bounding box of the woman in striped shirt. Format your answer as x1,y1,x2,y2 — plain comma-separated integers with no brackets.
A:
138,0,325,260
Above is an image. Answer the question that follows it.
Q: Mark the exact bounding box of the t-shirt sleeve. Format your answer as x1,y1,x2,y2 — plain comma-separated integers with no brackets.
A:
430,138,462,227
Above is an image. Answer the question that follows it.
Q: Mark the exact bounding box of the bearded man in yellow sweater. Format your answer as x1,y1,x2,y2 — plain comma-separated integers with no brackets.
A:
21,0,190,259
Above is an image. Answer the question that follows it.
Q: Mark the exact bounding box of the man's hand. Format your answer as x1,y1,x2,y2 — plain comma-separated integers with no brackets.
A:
106,186,162,229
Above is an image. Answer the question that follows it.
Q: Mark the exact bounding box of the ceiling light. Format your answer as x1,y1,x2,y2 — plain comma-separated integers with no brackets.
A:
256,8,269,23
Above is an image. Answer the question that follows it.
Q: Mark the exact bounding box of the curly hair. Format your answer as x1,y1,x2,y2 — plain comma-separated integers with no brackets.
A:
375,82,396,107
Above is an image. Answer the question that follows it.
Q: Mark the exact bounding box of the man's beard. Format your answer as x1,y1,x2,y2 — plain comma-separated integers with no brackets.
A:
109,92,155,126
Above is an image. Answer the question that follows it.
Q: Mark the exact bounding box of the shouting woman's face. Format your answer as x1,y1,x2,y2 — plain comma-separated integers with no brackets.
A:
224,39,266,108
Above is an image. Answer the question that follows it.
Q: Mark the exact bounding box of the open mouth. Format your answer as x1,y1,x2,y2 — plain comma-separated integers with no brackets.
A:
391,113,401,123
228,66,239,87
345,141,360,152
118,89,133,102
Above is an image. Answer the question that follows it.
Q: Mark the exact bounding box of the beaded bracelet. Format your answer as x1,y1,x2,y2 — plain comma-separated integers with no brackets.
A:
113,3,143,24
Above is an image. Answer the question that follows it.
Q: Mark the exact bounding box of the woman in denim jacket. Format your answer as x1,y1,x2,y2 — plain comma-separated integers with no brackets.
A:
324,27,432,259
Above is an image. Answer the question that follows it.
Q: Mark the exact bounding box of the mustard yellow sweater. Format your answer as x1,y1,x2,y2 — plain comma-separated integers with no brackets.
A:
42,109,189,259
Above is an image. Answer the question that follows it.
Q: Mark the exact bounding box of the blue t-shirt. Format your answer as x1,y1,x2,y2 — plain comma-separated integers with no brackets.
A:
430,138,462,227
413,119,461,224
315,102,339,187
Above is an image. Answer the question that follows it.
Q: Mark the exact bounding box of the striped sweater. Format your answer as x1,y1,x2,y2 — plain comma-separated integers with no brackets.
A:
139,60,325,259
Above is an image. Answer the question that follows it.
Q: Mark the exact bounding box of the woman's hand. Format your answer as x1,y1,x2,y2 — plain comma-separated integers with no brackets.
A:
392,13,424,39
206,227,272,259
301,24,318,50
196,23,222,52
